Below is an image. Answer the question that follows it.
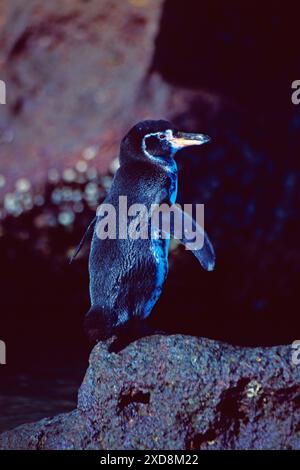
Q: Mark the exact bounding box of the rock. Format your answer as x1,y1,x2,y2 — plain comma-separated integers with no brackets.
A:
0,0,166,197
0,335,299,450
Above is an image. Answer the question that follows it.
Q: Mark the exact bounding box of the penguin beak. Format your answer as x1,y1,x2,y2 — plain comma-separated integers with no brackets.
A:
169,132,211,149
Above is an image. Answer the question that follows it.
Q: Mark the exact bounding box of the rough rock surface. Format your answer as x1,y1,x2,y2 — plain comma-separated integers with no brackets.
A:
0,335,299,450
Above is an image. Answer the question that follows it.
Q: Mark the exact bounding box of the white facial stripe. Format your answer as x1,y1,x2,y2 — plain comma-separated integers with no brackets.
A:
142,133,155,159
142,130,173,159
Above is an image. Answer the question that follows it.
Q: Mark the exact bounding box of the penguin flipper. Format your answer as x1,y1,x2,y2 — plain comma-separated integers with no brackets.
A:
153,204,215,271
69,216,97,263
185,228,216,272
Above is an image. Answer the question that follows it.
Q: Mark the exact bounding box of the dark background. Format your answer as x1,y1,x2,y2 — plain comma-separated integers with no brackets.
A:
0,0,300,431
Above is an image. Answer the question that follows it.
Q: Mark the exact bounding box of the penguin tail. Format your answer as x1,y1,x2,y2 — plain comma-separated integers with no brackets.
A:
84,307,117,344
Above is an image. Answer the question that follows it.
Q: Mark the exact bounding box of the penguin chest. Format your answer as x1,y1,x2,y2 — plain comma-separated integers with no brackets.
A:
140,237,169,319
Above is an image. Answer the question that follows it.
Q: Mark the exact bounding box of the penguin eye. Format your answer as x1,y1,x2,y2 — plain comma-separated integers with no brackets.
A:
157,133,165,140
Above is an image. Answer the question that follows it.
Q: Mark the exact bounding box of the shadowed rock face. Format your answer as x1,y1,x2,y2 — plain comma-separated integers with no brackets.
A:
0,335,299,450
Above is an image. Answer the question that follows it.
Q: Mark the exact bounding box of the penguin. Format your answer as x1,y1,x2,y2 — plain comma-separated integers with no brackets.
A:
74,120,215,342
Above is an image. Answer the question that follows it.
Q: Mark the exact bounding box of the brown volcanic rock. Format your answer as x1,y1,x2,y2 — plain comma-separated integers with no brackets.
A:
0,335,299,450
0,0,167,196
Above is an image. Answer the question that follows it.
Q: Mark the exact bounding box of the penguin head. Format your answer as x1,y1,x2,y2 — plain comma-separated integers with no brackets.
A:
120,120,210,167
